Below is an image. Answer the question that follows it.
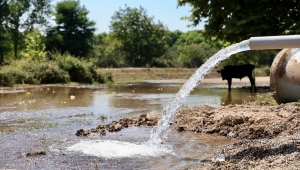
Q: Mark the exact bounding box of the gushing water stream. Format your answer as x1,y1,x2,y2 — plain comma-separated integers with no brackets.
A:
147,40,250,146
67,39,250,159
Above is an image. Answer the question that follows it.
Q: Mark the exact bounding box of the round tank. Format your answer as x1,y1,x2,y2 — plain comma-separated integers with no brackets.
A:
270,48,300,103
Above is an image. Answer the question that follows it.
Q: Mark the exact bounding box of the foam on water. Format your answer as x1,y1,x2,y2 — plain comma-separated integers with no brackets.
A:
147,40,251,146
66,140,173,158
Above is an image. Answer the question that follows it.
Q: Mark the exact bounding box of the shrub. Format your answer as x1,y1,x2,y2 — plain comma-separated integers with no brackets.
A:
55,53,94,83
0,59,70,86
0,64,34,86
27,62,70,84
91,69,105,83
55,52,107,83
102,71,113,83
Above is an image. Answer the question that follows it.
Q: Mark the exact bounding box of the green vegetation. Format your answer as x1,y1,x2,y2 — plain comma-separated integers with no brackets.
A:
45,0,95,57
98,115,108,122
110,5,168,67
69,112,95,118
242,92,278,106
1,0,294,86
178,0,300,43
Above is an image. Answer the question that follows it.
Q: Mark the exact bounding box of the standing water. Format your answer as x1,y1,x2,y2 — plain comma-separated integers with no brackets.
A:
147,40,250,146
67,39,251,159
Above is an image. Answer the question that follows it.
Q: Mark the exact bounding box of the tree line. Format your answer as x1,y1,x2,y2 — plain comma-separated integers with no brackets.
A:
1,0,282,69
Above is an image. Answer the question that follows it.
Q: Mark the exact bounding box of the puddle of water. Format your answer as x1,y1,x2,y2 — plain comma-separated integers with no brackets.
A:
0,83,266,169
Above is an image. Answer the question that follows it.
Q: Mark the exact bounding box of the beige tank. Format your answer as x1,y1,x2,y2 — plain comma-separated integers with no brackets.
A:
270,48,300,103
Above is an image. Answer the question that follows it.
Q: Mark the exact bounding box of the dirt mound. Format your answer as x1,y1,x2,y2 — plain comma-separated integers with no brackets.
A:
77,102,300,169
176,103,300,139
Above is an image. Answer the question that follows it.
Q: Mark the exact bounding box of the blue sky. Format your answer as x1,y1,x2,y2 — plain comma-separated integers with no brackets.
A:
51,0,205,33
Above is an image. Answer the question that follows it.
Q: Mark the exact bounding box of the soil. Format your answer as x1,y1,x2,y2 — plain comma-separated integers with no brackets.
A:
79,102,300,169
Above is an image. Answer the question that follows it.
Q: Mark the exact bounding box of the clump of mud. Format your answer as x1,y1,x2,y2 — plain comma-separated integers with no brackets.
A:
26,151,46,157
76,111,161,136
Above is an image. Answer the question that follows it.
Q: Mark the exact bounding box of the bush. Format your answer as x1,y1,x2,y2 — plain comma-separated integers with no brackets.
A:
254,66,270,77
0,53,110,86
54,52,108,84
0,64,34,86
55,53,94,83
0,59,70,86
100,71,113,83
25,62,70,84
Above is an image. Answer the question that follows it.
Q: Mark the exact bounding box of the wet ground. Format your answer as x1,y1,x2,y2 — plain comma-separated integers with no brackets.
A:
0,80,270,169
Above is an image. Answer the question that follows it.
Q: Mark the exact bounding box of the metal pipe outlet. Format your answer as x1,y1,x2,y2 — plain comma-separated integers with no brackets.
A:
249,35,300,50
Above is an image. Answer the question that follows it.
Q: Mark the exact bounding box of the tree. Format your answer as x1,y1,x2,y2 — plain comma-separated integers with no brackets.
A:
0,0,10,63
173,30,221,67
110,5,168,67
46,0,96,57
7,0,51,59
178,0,300,43
178,43,220,68
165,30,183,47
24,29,46,61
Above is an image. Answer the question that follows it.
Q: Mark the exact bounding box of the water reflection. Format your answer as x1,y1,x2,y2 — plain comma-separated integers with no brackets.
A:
0,86,96,112
0,83,267,113
0,83,269,131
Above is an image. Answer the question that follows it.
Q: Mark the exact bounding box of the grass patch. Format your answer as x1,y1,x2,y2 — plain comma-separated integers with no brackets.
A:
243,92,278,106
12,118,35,124
30,123,59,130
0,128,16,134
69,112,95,118
97,115,108,122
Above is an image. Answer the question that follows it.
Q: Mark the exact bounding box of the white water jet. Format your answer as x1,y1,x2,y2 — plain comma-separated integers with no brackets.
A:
147,40,250,146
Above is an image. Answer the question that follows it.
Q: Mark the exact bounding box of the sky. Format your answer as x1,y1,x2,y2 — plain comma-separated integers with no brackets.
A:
51,0,205,34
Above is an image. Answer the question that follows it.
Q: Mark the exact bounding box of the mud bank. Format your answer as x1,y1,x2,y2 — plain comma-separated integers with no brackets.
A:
79,102,300,169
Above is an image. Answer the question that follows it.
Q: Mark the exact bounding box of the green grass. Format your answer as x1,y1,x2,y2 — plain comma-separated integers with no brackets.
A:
97,115,108,122
243,92,278,106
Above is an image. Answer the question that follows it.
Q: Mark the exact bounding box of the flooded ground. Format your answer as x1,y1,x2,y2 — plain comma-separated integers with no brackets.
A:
0,80,269,169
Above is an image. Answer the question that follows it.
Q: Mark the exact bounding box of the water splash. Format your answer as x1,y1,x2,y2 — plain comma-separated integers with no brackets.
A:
147,40,250,146
66,140,173,158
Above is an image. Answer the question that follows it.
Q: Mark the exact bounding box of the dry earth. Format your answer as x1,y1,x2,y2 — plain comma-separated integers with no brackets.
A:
79,102,300,170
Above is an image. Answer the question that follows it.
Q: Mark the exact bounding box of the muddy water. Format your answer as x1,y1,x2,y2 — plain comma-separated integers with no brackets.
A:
0,83,268,169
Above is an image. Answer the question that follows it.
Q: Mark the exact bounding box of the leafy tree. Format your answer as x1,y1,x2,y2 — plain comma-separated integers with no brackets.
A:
24,29,46,61
91,33,123,67
90,33,107,59
110,5,168,67
158,46,179,67
177,43,219,68
178,0,300,43
100,34,125,67
172,30,221,67
165,30,183,47
7,0,51,59
175,30,205,45
220,50,279,67
46,0,96,58
0,0,10,63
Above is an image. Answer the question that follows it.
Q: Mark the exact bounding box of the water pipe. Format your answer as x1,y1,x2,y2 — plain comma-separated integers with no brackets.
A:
249,35,300,50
